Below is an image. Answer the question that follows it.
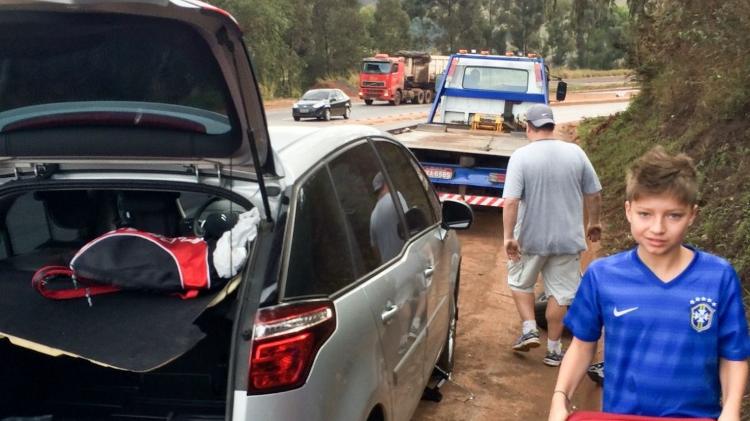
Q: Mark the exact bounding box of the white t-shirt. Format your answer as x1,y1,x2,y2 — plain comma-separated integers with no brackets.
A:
502,139,601,255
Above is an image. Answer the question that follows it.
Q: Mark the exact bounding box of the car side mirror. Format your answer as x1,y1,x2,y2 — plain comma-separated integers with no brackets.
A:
556,81,567,102
441,199,473,230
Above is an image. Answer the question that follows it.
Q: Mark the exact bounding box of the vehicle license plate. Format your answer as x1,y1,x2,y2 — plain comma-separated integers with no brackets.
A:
423,166,454,180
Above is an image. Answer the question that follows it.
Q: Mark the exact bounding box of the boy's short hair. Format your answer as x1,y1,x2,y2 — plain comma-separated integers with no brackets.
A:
626,146,698,205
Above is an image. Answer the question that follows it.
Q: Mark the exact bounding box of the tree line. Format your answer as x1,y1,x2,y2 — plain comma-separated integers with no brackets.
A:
212,0,631,98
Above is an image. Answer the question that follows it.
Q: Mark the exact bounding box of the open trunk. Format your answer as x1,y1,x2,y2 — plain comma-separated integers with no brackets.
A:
0,186,250,420
0,311,231,420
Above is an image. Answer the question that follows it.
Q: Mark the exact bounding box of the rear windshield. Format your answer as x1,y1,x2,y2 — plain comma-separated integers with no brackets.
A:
0,12,235,130
453,66,529,93
302,91,330,100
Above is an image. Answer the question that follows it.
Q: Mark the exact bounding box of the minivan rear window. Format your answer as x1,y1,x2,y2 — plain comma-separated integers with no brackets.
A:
0,12,235,132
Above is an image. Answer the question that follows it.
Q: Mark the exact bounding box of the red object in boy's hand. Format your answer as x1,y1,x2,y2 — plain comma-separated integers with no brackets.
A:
568,411,715,421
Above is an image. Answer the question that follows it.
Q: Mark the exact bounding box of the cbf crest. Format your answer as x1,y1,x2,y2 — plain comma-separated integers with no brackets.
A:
690,297,717,332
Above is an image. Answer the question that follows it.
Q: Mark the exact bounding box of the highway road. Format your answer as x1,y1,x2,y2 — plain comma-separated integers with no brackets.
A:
265,97,631,132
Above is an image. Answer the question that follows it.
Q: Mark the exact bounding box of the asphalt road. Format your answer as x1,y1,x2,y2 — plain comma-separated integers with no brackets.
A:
265,100,430,127
265,100,631,132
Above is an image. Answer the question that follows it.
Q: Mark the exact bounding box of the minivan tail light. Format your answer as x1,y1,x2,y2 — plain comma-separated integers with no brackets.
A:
248,300,336,394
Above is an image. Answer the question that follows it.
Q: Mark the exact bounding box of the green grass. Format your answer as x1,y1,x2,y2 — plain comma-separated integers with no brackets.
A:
549,67,632,79
578,93,750,280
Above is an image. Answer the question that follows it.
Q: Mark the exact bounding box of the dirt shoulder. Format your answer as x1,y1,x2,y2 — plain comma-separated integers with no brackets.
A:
412,123,603,421
412,210,602,421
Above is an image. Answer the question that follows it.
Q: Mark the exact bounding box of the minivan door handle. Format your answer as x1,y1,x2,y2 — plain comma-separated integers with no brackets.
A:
381,303,398,323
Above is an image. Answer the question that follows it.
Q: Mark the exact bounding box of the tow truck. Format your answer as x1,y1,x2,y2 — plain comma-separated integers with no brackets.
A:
395,51,567,207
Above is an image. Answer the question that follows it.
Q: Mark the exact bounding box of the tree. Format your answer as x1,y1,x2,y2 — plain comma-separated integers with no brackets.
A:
409,16,442,51
483,0,509,54
402,0,432,19
454,0,486,51
308,0,369,79
583,5,629,69
508,0,545,53
427,0,488,53
372,0,411,54
213,0,304,98
542,0,574,66
569,0,616,68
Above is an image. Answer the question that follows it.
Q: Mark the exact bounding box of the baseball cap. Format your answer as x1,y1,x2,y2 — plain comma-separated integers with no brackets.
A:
526,104,555,127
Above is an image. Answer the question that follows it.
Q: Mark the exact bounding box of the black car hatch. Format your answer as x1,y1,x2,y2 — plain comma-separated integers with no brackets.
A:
0,0,274,178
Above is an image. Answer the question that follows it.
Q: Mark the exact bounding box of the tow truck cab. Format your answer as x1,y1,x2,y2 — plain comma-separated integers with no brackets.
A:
397,52,567,207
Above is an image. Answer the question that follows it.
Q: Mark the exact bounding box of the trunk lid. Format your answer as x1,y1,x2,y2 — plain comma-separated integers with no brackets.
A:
0,0,274,177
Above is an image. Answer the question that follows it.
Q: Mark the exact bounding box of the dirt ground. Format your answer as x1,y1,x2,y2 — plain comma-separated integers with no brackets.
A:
412,123,602,421
412,208,603,421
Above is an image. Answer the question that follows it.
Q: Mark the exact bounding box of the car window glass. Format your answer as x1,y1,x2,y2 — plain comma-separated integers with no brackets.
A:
302,90,327,100
392,63,399,72
329,142,405,274
285,167,356,297
374,141,438,236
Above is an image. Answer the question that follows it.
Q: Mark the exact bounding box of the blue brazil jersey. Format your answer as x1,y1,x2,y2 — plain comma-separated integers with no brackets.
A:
565,247,750,418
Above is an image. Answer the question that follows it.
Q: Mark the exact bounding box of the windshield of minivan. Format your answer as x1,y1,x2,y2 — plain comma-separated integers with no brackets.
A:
0,12,235,133
362,62,391,74
302,90,330,101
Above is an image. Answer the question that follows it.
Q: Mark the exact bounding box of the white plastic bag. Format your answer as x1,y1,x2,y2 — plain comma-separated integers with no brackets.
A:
212,208,261,278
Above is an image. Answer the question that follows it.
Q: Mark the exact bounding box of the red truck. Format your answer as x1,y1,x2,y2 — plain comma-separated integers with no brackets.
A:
359,51,449,105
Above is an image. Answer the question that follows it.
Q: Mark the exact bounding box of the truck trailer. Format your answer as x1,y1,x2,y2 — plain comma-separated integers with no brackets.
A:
395,52,567,207
359,51,449,105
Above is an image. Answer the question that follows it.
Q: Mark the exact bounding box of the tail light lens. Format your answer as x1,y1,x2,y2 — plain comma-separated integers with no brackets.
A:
488,172,506,183
247,300,336,394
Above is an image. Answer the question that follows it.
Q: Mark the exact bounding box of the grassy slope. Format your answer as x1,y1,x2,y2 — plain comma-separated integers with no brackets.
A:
579,96,750,285
578,0,750,279
577,1,750,412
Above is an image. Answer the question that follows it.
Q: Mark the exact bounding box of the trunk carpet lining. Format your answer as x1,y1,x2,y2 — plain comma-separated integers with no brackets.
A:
0,263,220,372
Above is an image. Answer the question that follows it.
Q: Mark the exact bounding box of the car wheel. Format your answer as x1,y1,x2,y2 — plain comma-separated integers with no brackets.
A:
437,269,459,375
323,108,331,121
364,99,373,105
343,107,351,119
389,90,401,106
415,91,425,104
293,116,300,121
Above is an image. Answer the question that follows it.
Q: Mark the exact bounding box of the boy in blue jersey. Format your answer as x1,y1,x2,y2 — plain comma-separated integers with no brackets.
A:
549,146,750,421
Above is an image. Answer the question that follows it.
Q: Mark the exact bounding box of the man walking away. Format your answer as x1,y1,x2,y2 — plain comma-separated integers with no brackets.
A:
502,104,602,366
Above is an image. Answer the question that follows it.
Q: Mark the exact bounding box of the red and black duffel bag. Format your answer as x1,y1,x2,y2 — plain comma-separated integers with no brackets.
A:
568,412,714,421
32,228,223,301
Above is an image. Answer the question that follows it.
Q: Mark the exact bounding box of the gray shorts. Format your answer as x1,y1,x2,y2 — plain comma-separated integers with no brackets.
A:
507,254,581,306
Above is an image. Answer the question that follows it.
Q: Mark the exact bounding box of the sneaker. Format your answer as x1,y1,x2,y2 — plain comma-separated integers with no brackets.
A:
587,361,604,385
543,350,564,367
512,329,540,352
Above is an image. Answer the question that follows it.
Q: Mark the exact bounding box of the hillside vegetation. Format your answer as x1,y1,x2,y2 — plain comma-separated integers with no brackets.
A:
213,0,630,98
579,4,749,409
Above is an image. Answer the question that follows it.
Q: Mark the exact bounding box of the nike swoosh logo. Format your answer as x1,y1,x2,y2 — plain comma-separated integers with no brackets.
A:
613,307,639,317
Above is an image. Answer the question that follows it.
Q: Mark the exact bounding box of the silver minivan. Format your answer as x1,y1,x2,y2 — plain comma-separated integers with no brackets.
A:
0,2,472,420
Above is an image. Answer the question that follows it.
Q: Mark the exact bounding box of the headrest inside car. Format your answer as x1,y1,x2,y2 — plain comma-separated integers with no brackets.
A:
118,191,181,212
34,190,94,230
